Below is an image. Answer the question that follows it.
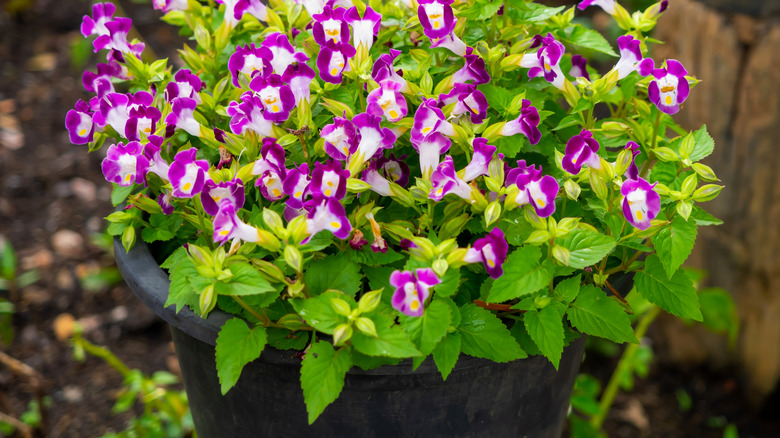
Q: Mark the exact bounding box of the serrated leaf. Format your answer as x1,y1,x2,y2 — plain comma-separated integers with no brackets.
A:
555,228,616,269
555,274,581,304
487,246,554,303
300,341,352,424
459,0,503,21
401,299,452,357
215,319,267,395
216,262,277,298
524,306,565,369
347,247,404,266
563,26,618,57
690,206,723,226
351,314,421,358
567,285,638,343
635,255,702,321
506,1,564,22
111,184,134,206
432,332,461,380
303,253,361,296
434,268,460,298
478,84,513,114
290,291,348,334
165,256,198,312
652,215,697,279
459,304,526,362
671,125,714,162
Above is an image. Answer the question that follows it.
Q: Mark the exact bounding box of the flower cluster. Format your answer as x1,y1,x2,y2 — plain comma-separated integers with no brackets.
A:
69,0,721,423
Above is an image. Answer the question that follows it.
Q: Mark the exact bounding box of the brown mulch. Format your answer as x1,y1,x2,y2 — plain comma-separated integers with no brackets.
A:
0,1,777,437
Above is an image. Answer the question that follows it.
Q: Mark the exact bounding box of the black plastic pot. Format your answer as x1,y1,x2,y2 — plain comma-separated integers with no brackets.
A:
115,238,587,438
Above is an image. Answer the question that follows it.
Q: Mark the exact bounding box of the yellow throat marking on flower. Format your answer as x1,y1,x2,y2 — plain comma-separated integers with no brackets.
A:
636,210,643,221
330,221,341,229
144,127,152,133
264,97,277,104
331,67,339,76
272,188,281,197
79,129,87,136
213,196,222,202
665,96,673,105
471,107,479,114
389,110,399,119
422,126,432,134
219,230,230,236
125,174,133,182
326,181,334,187
487,258,496,268
661,85,675,93
536,198,546,208
326,29,340,37
410,300,420,311
324,188,332,196
183,182,192,192
272,105,280,112
295,191,303,198
544,62,551,71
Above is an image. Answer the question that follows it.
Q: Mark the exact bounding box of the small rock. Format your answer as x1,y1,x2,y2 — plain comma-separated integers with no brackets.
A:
70,177,96,203
53,313,76,341
61,385,84,403
23,286,52,305
56,268,75,290
51,230,84,258
109,305,128,323
21,248,53,270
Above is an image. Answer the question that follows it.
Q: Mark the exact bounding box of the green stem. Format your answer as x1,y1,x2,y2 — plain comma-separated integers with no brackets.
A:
233,296,270,325
73,334,133,378
590,305,661,431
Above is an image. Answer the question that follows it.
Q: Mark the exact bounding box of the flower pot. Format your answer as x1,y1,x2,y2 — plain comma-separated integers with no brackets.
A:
114,238,587,438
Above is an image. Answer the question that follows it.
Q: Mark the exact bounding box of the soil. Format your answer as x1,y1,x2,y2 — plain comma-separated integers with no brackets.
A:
0,1,777,437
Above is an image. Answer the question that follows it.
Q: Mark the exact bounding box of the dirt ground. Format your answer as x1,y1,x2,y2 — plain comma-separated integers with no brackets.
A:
0,1,778,437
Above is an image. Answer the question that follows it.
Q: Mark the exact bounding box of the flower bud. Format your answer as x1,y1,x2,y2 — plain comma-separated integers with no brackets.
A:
257,229,282,252
556,218,580,237
653,183,671,197
679,133,695,160
332,323,353,346
121,226,136,252
614,149,633,177
263,208,285,233
432,259,449,278
277,314,306,331
284,245,303,273
409,237,437,260
130,194,163,215
347,177,372,193
652,147,679,162
692,163,719,182
601,121,630,138
564,179,581,201
681,173,698,198
358,289,383,314
287,215,309,244
552,245,571,266
692,184,723,203
436,239,458,256
389,183,416,208
251,258,286,282
331,298,353,317
484,176,503,194
470,187,489,211
524,207,547,230
439,214,470,239
676,200,693,221
589,171,608,200
525,230,551,246
484,201,502,227
198,283,217,317
355,317,378,338
287,279,305,298
445,247,469,266
481,122,506,143
488,156,506,186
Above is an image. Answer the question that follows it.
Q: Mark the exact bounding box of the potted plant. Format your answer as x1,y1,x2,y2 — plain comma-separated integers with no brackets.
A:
66,0,722,435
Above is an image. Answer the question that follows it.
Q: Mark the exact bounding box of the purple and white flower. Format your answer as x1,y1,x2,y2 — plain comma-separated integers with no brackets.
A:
249,74,295,122
390,268,440,317
227,92,275,137
165,97,201,137
344,6,381,50
518,33,566,89
201,179,245,216
562,130,601,175
92,91,155,140
352,112,396,164
322,115,359,161
621,177,660,230
283,163,311,209
570,55,590,80
142,135,170,180
505,161,558,217
101,141,149,186
227,43,272,87
126,104,162,141
313,5,350,46
303,197,352,243
372,49,408,93
153,0,188,13
453,51,491,85
93,18,145,58
317,42,356,84
418,0,455,40
613,35,643,80
461,138,496,182
311,160,350,200
260,32,310,76
212,203,262,245
252,138,288,201
429,156,472,201
165,69,203,103
65,100,94,145
81,2,116,38
577,0,616,14
641,59,690,115
282,62,316,104
499,99,541,145
411,98,454,145
158,190,175,215
463,228,508,279
366,80,408,122
414,132,451,176
169,147,209,198
82,61,123,97
429,24,467,56
362,159,392,196
438,82,488,124
377,154,410,187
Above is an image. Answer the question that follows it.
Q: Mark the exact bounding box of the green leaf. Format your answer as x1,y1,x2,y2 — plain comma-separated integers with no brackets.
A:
652,215,697,279
432,332,461,380
552,114,582,131
635,255,702,321
459,0,503,21
266,327,309,350
487,246,554,303
111,183,134,206
290,291,348,335
300,341,352,424
554,274,581,304
215,319,267,395
524,306,565,369
165,256,198,312
347,247,404,266
690,206,723,226
351,313,421,358
671,125,714,162
698,288,738,342
303,253,361,296
401,299,452,358
567,285,638,343
478,84,513,114
555,228,616,270
563,26,618,57
506,1,564,22
459,304,526,362
434,268,460,298
216,263,278,307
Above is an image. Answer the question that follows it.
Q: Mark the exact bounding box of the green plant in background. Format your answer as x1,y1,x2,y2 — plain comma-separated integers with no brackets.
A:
70,325,193,438
0,239,40,346
568,268,739,437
